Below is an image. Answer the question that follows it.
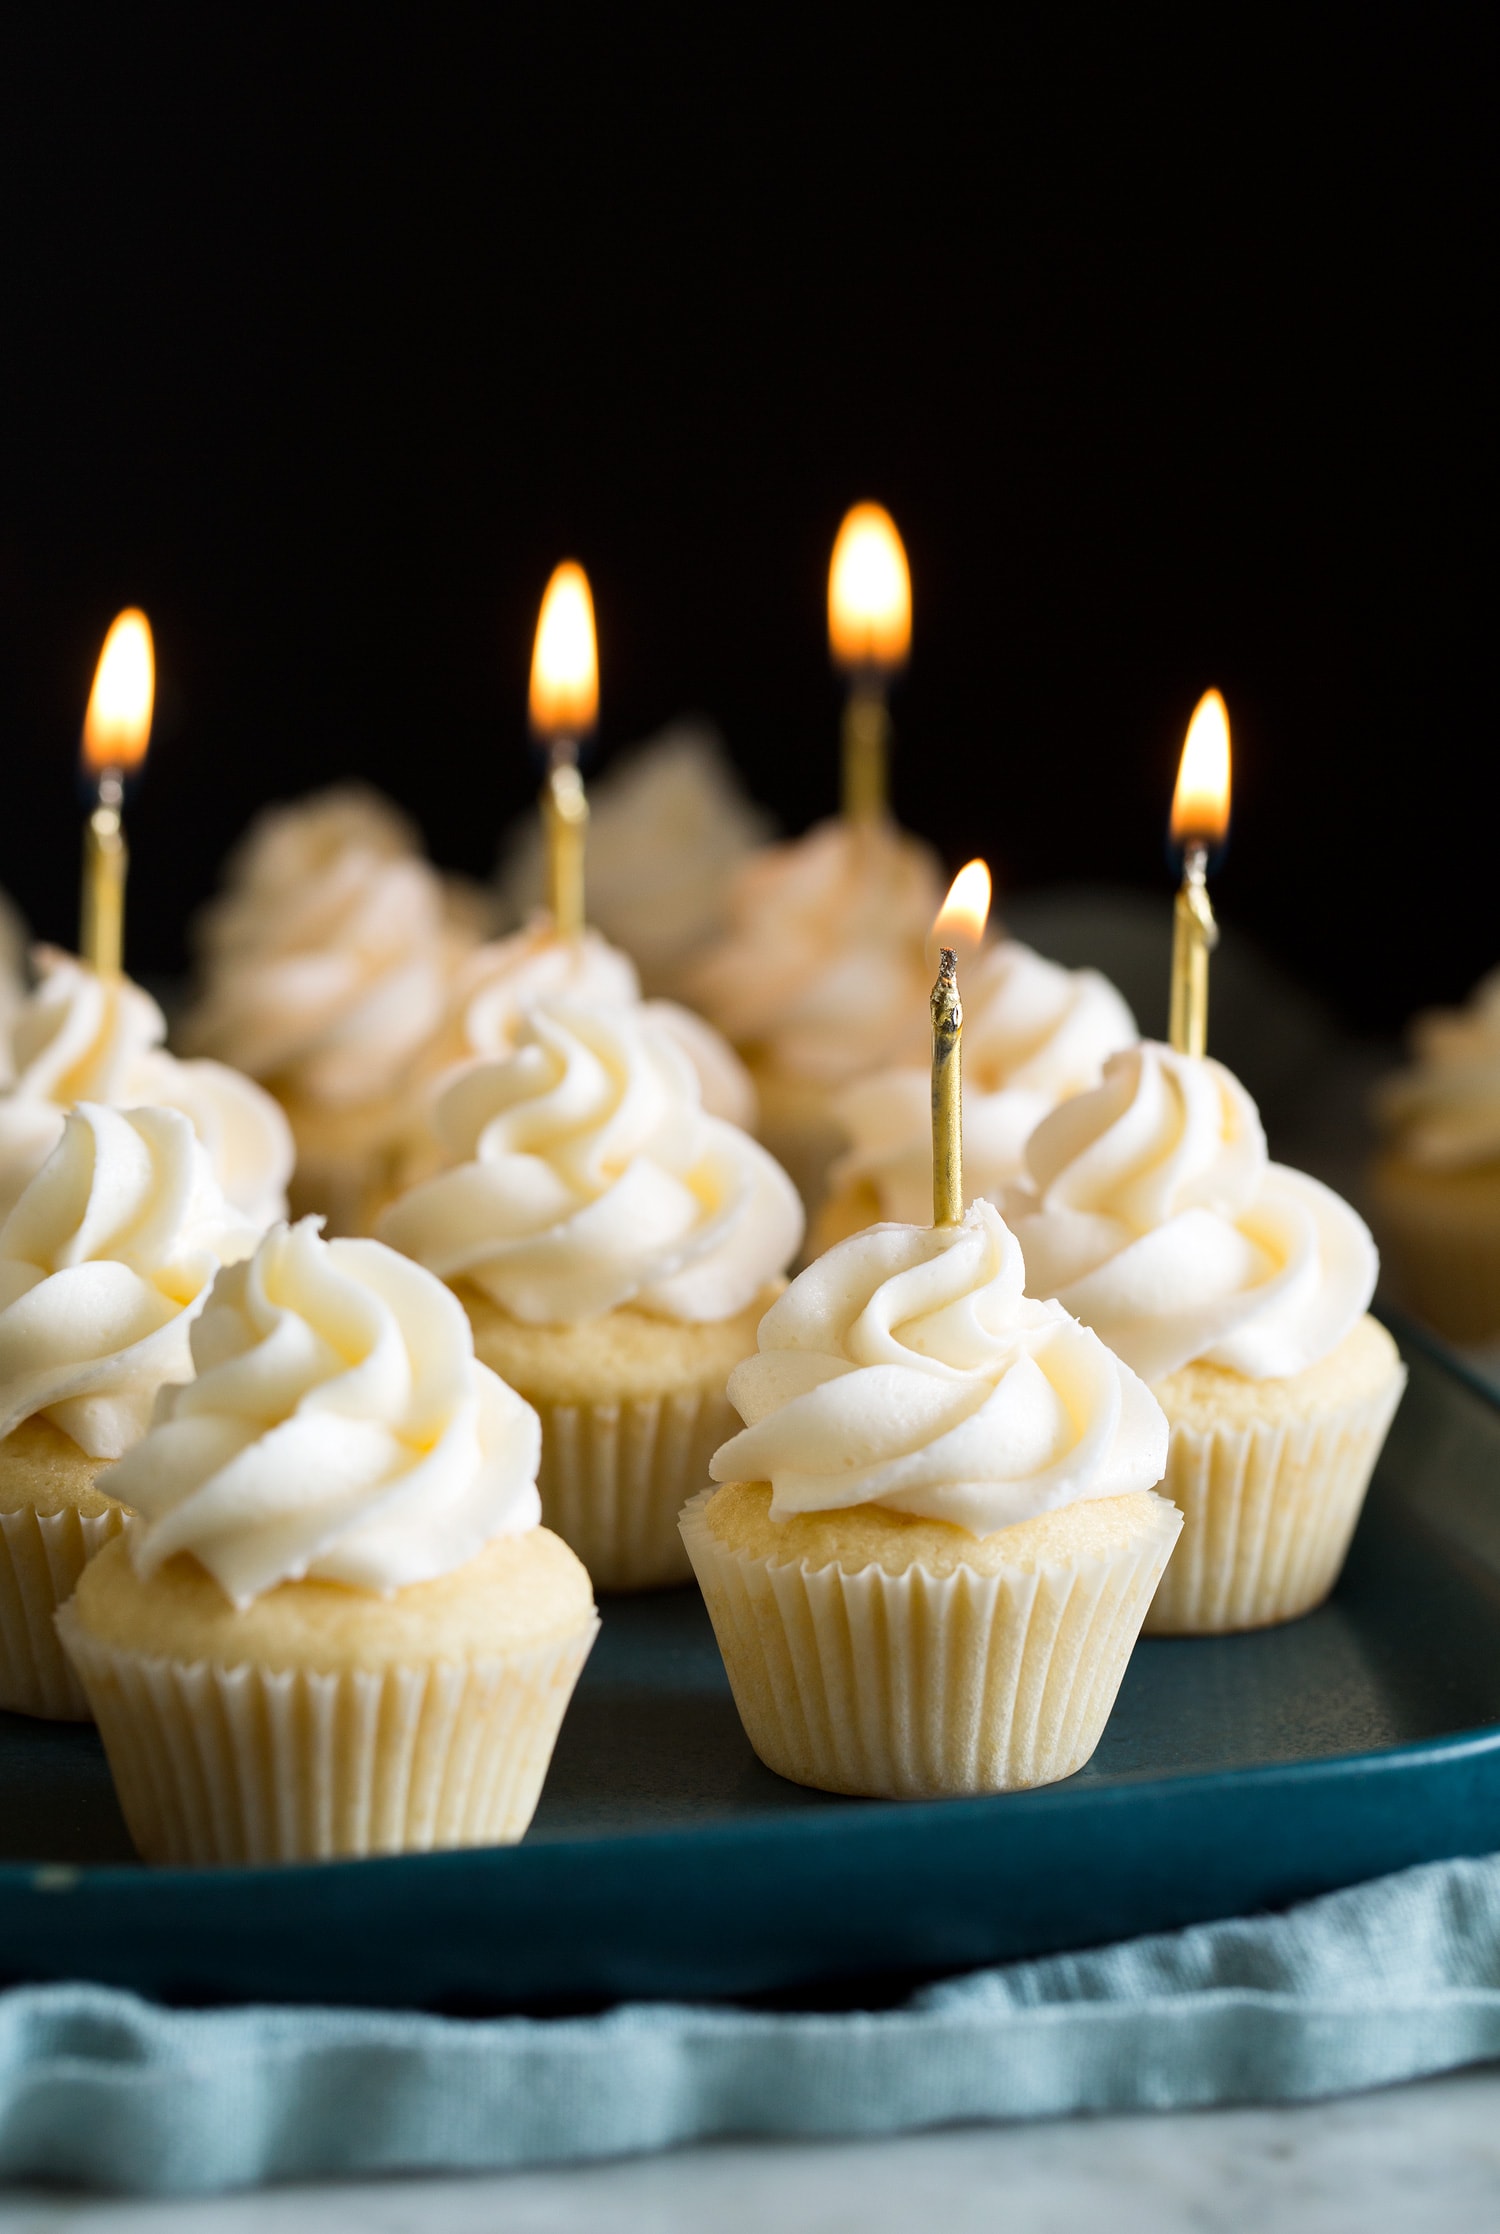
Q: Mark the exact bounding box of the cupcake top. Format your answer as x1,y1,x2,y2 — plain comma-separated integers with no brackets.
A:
1006,1042,1377,1383
684,816,946,1086
378,998,804,1325
709,1198,1166,1534
0,948,292,1229
830,941,1138,1223
495,724,773,996
181,784,486,1112
107,1218,542,1608
1376,966,1500,1171
0,1103,260,1458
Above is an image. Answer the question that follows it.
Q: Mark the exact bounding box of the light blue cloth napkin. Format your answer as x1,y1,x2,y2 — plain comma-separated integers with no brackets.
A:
4,1850,1500,2195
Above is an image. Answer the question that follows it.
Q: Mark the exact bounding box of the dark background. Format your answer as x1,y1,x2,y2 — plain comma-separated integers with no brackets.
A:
0,13,1489,1030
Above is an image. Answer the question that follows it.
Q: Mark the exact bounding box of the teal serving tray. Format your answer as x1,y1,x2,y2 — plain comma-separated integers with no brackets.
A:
3,1316,1499,2013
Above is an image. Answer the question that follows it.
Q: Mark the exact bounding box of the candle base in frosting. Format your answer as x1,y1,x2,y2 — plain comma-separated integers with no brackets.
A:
0,1417,126,1719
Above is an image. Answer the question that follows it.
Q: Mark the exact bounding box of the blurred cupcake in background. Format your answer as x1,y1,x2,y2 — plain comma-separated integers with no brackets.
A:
380,997,803,1591
1370,968,1500,1343
179,785,488,1234
495,721,773,1000
0,947,292,1229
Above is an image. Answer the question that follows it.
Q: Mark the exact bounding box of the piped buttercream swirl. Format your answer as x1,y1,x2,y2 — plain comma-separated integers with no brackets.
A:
1007,1042,1377,1382
0,949,292,1230
1376,966,1500,1170
107,1218,542,1606
379,999,803,1324
710,1198,1167,1533
0,1103,260,1457
830,941,1137,1223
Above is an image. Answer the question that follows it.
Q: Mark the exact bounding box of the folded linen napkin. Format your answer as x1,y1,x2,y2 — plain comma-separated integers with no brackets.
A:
3,1850,1500,2195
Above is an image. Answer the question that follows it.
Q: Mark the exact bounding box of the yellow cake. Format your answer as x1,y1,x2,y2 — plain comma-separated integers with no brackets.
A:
0,1417,124,1718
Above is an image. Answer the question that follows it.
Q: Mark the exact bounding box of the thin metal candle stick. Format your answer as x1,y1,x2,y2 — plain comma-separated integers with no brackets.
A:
931,945,963,1225
80,770,127,977
543,747,589,940
1168,839,1219,1059
841,684,891,823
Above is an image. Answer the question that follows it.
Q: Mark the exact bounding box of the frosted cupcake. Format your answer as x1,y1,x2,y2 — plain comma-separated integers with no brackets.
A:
0,1104,258,1716
495,723,773,999
1370,968,1500,1341
180,785,487,1234
380,999,803,1589
60,1219,595,1863
682,1199,1177,1798
1007,1043,1406,1634
684,817,945,1209
0,947,292,1228
816,941,1136,1248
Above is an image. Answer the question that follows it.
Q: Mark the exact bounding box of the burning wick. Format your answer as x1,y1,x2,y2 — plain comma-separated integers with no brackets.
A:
1167,689,1231,1059
529,562,598,940
828,503,911,824
79,608,154,976
928,859,990,1226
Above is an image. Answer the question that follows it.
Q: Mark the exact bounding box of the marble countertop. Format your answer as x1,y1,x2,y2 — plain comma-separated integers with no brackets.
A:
3,2068,1497,2233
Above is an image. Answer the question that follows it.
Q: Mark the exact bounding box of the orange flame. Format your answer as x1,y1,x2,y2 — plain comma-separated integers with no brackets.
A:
1170,689,1232,846
83,609,155,774
529,562,598,739
828,503,911,670
932,859,992,957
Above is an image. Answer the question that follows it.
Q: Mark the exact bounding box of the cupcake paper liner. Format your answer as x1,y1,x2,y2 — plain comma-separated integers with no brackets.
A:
679,1489,1181,1798
1145,1366,1407,1635
536,1384,740,1592
55,1610,598,1864
0,1502,125,1720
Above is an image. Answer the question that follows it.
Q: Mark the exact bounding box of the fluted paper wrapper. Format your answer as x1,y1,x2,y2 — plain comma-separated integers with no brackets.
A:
679,1490,1180,1798
55,1611,598,1865
537,1385,739,1592
0,1503,125,1720
1145,1366,1408,1635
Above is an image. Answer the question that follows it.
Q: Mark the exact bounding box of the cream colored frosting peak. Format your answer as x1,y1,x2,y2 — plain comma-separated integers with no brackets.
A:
108,1218,542,1607
0,1103,260,1458
710,1199,1167,1534
1377,967,1500,1170
0,948,292,1229
685,816,946,1085
1008,1042,1378,1382
830,941,1137,1223
379,999,803,1325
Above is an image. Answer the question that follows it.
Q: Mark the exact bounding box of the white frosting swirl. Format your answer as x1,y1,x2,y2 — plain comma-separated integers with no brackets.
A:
181,785,484,1109
496,725,773,995
108,1219,541,1607
710,1199,1167,1533
379,999,803,1325
1007,1043,1378,1383
0,949,292,1229
1377,966,1500,1170
0,1104,260,1458
685,817,945,1084
830,942,1137,1222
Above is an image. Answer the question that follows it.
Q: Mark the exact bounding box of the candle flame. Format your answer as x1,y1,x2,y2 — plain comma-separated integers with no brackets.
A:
529,562,598,739
83,609,155,774
932,859,992,956
1170,689,1232,846
828,503,911,671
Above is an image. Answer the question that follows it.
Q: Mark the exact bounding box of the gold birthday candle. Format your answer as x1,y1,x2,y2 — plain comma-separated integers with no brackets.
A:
1167,690,1231,1059
928,860,993,1225
828,504,911,823
80,609,154,976
529,562,598,940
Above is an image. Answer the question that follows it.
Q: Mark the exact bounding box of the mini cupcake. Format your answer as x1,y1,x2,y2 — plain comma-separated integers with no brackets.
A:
380,999,803,1590
0,1103,259,1716
0,947,292,1228
179,785,488,1234
1370,967,1500,1341
60,1219,595,1864
682,817,945,1210
816,940,1136,1249
495,722,774,1000
1007,1043,1406,1634
682,1200,1177,1799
